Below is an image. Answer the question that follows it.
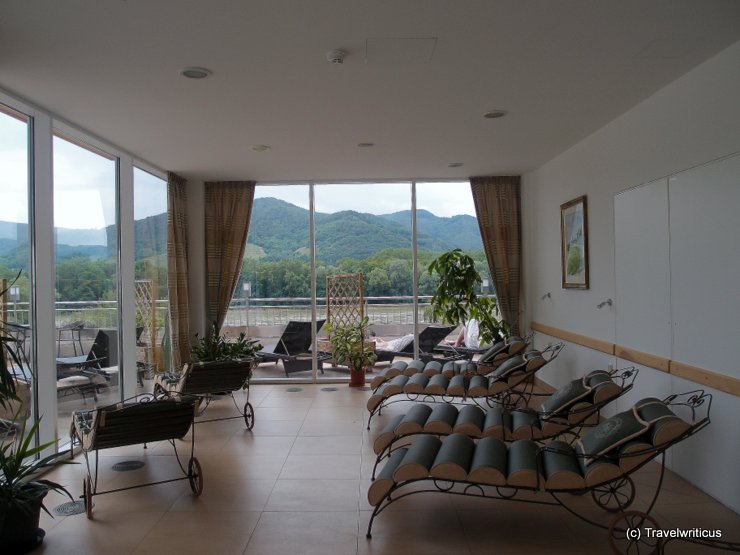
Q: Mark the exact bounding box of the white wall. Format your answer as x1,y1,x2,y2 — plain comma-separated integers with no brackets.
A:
522,40,740,513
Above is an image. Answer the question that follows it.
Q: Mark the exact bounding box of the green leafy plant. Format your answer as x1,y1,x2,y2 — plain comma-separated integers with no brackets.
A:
427,249,509,345
326,316,378,372
1,418,74,523
0,273,22,409
190,322,262,362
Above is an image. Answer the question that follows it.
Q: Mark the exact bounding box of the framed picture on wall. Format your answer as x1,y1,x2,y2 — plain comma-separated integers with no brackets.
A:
560,195,589,289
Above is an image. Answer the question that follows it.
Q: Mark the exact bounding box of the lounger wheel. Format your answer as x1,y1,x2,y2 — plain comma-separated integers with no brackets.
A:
608,510,662,554
243,402,255,430
591,476,635,513
83,476,93,519
188,456,203,496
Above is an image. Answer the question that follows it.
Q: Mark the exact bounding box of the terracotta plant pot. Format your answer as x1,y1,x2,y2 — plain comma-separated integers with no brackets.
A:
348,366,365,387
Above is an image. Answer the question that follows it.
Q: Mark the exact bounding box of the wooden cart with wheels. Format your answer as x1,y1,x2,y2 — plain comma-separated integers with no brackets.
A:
153,358,256,430
70,393,202,518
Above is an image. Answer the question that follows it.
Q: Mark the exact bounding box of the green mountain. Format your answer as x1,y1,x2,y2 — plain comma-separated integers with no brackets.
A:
247,198,483,263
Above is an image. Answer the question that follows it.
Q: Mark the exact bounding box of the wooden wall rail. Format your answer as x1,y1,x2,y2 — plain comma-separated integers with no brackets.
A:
530,321,740,397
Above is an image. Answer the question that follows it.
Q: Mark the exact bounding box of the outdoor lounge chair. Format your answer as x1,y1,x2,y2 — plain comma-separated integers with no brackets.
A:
70,393,203,518
370,366,639,477
56,343,108,402
154,358,256,429
366,343,565,428
374,325,456,364
366,391,719,554
257,319,331,376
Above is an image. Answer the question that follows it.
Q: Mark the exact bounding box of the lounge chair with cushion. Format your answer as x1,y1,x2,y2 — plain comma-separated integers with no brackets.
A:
374,325,456,364
366,343,565,428
370,366,639,477
257,319,331,376
366,390,714,554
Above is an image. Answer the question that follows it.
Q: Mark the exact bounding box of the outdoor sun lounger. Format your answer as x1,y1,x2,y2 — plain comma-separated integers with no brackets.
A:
257,319,331,376
366,343,565,429
374,325,456,364
70,393,203,518
153,358,256,429
366,391,720,554
370,333,531,389
370,366,639,478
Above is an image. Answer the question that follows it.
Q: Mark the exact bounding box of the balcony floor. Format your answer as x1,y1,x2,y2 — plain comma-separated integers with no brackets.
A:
36,383,739,554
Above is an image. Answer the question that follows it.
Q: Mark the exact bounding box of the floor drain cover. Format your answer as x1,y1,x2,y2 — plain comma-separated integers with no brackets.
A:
320,387,338,392
285,387,303,392
112,460,146,471
52,500,86,516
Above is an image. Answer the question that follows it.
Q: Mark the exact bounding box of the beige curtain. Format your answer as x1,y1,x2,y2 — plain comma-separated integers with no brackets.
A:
470,176,522,335
204,181,255,332
167,172,190,370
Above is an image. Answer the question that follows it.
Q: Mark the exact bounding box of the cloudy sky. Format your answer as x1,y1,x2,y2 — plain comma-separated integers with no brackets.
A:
2,113,475,230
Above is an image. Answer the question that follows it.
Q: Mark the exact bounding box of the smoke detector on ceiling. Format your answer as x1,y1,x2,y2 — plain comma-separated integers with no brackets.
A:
326,49,347,64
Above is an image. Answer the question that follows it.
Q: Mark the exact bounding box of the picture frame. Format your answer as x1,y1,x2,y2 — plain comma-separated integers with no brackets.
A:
560,195,589,289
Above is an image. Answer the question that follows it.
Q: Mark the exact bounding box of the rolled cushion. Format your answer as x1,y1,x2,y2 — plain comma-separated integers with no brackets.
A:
577,405,650,465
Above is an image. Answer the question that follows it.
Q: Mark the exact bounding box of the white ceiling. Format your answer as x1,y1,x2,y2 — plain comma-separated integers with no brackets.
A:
2,0,740,182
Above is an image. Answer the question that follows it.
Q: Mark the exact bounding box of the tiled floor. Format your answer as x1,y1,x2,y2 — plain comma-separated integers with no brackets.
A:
34,384,740,554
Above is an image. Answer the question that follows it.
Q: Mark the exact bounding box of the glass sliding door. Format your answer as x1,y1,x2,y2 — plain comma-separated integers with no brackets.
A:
416,180,494,347
53,133,119,434
133,167,168,390
234,184,311,380
0,104,34,433
314,182,413,379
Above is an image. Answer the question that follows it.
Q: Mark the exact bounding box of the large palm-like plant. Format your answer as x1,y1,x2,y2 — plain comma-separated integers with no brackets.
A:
427,249,508,346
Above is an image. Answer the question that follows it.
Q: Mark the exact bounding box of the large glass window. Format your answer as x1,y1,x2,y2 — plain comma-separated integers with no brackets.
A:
416,181,493,341
314,182,414,380
133,168,168,388
233,185,311,380
0,104,34,432
53,134,119,434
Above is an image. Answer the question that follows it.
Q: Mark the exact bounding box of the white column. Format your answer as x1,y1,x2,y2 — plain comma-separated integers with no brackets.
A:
118,156,137,398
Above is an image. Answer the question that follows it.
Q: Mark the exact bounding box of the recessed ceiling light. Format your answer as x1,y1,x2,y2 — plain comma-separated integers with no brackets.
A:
251,144,271,153
357,142,375,148
483,110,507,119
181,67,212,79
448,162,464,168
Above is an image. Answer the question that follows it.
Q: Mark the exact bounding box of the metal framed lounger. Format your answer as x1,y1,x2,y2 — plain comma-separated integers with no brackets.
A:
153,358,256,430
370,366,639,478
366,391,731,554
257,319,331,376
370,333,532,390
374,325,456,364
70,393,203,518
366,342,565,429
433,332,533,362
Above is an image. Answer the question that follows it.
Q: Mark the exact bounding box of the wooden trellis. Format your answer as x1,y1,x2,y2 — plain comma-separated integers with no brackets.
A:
135,279,156,368
326,273,364,328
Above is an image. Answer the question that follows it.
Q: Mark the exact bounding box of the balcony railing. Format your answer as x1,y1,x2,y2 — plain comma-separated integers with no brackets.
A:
3,295,443,331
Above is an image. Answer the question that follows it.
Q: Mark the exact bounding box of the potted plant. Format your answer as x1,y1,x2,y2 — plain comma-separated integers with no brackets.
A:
326,316,378,387
190,322,262,364
1,276,73,552
427,249,509,346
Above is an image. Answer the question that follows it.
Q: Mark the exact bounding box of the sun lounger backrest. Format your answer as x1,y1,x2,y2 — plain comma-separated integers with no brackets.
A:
180,359,253,395
88,397,196,451
274,319,326,356
417,325,454,354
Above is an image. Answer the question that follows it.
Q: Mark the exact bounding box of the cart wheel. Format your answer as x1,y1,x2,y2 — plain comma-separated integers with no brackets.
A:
188,457,203,496
83,476,93,519
608,510,661,554
243,402,255,430
196,395,211,416
592,476,636,513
